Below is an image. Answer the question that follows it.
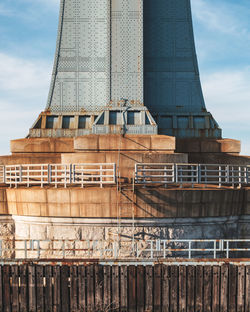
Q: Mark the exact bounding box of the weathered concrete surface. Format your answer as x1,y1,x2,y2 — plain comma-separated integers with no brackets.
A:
176,138,241,154
0,153,61,165
11,137,74,154
10,215,250,241
74,134,176,151
62,152,187,181
188,153,250,165
2,187,250,218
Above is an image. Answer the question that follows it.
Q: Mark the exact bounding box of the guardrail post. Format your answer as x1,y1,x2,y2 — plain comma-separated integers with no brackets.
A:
214,241,217,259
219,165,222,188
48,164,51,185
100,165,103,188
3,166,6,184
114,163,117,184
164,166,167,188
198,164,201,184
134,164,137,185
226,241,229,258
188,241,191,259
69,164,72,184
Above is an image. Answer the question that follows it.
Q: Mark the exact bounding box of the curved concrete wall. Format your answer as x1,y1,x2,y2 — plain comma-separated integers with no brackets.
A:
1,187,249,218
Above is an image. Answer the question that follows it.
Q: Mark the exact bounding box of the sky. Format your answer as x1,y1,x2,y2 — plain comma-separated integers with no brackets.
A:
0,0,249,155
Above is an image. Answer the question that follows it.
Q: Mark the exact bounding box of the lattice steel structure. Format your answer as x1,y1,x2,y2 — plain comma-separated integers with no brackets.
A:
30,0,221,138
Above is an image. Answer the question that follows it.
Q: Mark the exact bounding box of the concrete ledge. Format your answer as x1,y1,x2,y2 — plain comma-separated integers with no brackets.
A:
74,134,176,151
11,138,74,153
0,153,61,165
188,153,250,165
176,138,241,154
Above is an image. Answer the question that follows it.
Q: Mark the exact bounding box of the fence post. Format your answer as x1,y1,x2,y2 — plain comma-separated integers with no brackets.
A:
3,166,6,184
198,164,201,185
0,240,2,257
114,163,117,184
219,165,222,188
48,164,51,185
188,241,191,259
226,241,229,258
100,165,103,188
69,164,72,184
213,241,217,259
164,166,167,188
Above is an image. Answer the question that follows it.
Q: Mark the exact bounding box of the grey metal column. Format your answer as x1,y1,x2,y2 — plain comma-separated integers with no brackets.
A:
46,0,110,112
144,0,221,138
111,0,143,105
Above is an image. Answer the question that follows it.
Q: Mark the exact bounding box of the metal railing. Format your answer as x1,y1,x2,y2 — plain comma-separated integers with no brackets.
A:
135,163,250,187
4,163,116,188
0,239,249,260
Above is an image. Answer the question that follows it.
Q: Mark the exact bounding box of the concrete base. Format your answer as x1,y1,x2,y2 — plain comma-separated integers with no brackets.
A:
1,187,249,218
0,215,249,259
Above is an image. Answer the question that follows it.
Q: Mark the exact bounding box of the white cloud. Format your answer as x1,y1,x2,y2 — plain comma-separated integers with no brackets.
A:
0,53,51,92
191,0,250,39
201,67,250,123
0,52,52,154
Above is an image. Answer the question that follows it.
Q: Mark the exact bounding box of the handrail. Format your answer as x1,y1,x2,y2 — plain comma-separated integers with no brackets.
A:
3,163,116,188
0,239,249,260
135,163,250,187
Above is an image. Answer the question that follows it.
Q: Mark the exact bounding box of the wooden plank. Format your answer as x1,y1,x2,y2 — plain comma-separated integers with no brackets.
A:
162,265,170,312
0,266,3,312
178,266,186,312
128,266,136,312
45,266,53,312
137,265,145,312
78,265,86,312
86,265,94,311
145,266,153,312
70,266,78,312
220,265,228,312
212,266,220,312
112,265,120,311
245,266,250,312
36,265,44,312
120,265,128,312
237,266,245,312
203,266,212,312
53,266,61,312
61,266,69,312
28,265,36,312
228,265,237,312
170,265,178,312
154,264,162,312
11,265,19,312
103,266,111,311
3,265,11,312
20,264,28,312
195,266,203,312
187,265,195,312
95,264,103,311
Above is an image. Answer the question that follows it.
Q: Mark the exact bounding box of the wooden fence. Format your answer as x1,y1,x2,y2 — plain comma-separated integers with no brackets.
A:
0,264,249,312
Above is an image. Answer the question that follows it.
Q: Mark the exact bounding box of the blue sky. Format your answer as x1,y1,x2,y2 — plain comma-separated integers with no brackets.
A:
0,0,249,155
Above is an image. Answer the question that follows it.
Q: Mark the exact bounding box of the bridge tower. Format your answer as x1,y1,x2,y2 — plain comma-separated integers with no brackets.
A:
30,0,221,139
